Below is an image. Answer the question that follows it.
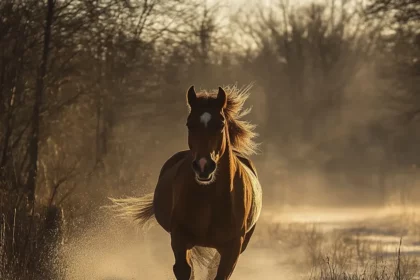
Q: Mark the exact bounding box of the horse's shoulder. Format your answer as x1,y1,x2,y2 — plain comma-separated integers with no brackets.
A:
234,151,258,177
159,150,189,178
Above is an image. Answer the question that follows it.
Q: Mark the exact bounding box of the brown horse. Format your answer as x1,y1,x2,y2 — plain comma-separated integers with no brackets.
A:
111,85,262,280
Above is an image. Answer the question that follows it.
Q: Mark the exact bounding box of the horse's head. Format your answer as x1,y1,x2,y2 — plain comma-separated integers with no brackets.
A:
186,86,228,185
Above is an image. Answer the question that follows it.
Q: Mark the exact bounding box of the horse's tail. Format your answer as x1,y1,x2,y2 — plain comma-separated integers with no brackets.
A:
108,194,218,269
190,246,219,270
108,193,155,230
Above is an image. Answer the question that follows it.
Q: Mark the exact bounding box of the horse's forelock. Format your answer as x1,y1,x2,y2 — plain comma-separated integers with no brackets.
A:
192,85,259,156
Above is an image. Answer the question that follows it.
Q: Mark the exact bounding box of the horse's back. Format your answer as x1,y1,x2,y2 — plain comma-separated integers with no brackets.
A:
236,153,262,232
153,150,190,232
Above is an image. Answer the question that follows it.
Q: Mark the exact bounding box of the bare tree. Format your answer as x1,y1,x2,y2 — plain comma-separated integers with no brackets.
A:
26,0,55,205
366,0,420,24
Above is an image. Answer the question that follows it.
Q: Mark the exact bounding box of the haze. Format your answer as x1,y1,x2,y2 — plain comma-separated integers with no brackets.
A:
1,0,420,279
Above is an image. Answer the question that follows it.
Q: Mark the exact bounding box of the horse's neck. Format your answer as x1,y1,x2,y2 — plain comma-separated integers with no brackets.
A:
217,143,238,191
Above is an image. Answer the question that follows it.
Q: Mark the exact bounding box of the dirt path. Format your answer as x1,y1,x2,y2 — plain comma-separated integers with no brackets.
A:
61,206,420,279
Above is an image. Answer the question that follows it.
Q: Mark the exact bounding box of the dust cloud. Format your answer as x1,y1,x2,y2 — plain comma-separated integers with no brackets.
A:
60,211,301,280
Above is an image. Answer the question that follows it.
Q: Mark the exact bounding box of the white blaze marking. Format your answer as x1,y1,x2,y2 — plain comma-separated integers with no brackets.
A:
200,112,212,127
198,158,207,172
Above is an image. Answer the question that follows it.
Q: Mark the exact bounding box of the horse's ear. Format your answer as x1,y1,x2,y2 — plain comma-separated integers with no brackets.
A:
187,85,196,107
216,87,227,109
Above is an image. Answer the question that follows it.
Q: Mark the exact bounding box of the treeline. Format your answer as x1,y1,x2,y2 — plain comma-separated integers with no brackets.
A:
244,0,420,206
0,0,419,278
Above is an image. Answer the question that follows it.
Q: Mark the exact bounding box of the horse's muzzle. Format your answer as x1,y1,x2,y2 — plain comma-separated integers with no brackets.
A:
192,157,216,182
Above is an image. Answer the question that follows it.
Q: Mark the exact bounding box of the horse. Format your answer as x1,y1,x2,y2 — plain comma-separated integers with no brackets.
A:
110,85,262,280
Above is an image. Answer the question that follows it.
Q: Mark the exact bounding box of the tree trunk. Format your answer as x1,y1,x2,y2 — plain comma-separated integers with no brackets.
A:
27,0,54,203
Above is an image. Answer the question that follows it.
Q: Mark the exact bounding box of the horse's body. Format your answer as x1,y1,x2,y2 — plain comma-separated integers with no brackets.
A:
111,85,262,280
154,149,261,248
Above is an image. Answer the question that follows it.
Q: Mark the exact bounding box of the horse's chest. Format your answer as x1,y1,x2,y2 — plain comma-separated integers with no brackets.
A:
176,194,234,242
183,201,213,236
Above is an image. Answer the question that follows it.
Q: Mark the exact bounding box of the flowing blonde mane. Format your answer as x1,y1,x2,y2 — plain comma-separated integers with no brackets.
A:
193,84,259,156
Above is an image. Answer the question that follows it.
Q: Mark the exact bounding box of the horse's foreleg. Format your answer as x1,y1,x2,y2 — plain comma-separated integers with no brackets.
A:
171,230,192,280
213,237,243,280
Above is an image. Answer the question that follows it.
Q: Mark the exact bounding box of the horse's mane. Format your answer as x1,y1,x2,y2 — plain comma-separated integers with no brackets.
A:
193,84,259,156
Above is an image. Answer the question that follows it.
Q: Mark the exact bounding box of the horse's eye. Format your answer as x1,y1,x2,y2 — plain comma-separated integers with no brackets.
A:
214,121,225,132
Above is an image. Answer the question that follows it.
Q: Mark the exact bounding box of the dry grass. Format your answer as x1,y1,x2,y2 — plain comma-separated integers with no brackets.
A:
253,212,420,280
0,188,64,280
309,239,419,280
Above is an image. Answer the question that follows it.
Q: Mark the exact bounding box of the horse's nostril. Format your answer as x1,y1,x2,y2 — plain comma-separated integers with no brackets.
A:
192,160,200,172
192,158,215,174
208,160,216,173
